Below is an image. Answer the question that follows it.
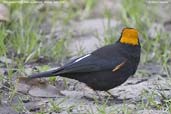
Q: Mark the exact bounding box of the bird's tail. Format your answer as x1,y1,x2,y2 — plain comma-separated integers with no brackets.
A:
28,68,61,79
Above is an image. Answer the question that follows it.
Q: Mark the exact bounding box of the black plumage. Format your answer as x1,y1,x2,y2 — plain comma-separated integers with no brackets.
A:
29,28,141,91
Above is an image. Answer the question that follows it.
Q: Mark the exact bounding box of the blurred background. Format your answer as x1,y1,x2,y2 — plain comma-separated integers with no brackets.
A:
0,0,171,113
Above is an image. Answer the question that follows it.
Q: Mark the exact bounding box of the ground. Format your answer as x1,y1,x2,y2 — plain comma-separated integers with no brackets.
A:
0,0,171,114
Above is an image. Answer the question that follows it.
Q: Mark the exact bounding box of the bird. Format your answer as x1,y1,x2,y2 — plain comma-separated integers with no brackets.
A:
28,28,141,93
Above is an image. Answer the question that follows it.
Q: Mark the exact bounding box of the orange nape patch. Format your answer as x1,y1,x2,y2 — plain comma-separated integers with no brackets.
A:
120,28,139,45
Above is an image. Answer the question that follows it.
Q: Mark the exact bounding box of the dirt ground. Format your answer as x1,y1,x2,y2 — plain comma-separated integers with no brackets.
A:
0,0,171,114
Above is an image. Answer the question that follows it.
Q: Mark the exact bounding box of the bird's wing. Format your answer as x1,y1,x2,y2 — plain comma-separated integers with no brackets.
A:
55,54,127,74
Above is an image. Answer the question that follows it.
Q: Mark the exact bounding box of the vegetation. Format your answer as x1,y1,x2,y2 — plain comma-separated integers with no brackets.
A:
0,0,170,113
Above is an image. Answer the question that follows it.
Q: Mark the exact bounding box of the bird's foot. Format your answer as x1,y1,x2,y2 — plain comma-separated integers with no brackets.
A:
105,91,119,99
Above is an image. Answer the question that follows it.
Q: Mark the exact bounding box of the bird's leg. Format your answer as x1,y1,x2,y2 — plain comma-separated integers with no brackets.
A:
105,91,118,99
82,86,100,100
82,88,104,101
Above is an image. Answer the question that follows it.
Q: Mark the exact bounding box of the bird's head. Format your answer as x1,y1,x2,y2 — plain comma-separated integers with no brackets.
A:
119,28,139,46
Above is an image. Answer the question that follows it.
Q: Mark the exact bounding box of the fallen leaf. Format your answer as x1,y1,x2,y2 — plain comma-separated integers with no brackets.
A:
17,77,47,86
29,85,58,98
16,77,60,97
16,82,30,94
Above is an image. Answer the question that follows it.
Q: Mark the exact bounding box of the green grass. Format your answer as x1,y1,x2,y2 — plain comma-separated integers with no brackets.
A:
0,26,7,56
0,0,171,113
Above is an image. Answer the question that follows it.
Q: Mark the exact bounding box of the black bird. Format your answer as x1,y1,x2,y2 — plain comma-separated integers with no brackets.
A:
29,28,141,91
